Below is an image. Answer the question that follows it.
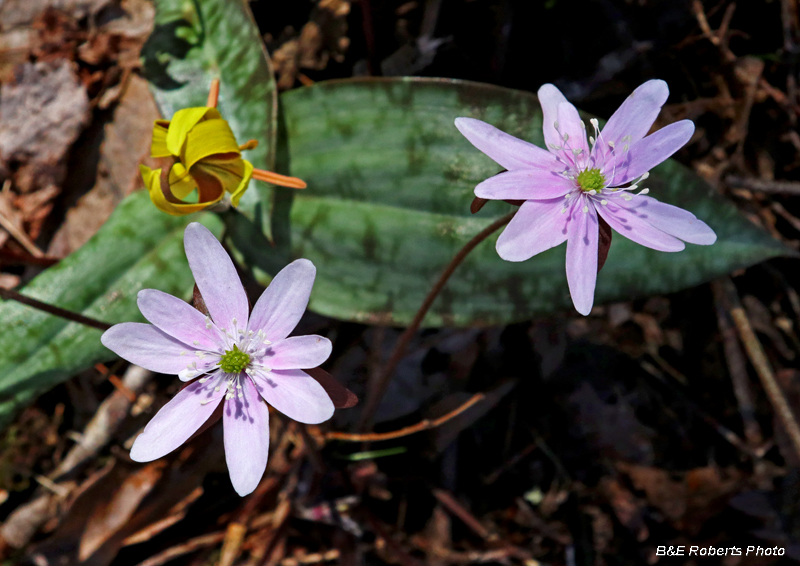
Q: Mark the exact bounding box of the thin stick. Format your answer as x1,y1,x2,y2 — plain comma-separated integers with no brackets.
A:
727,175,800,196
206,78,220,108
357,212,516,430
0,208,43,258
251,169,307,189
327,393,485,442
710,280,763,447
718,276,800,460
0,287,111,331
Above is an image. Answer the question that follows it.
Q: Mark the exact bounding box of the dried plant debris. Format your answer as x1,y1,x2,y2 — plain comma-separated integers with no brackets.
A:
269,0,350,90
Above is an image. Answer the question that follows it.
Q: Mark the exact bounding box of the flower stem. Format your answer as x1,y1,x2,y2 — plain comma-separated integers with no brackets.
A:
0,287,112,331
357,211,516,431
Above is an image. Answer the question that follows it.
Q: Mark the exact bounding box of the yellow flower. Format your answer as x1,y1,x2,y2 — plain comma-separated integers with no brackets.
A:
140,80,305,216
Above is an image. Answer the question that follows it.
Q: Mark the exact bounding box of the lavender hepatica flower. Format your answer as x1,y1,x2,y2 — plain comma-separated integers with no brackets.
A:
455,80,716,315
101,223,334,496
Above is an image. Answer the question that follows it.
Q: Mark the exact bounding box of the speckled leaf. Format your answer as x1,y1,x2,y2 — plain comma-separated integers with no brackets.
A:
0,191,223,427
234,77,789,327
141,0,276,218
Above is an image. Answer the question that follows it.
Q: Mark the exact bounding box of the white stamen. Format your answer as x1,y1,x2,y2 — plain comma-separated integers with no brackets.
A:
589,136,595,145
622,194,633,201
600,199,608,205
180,351,186,356
608,141,615,148
563,133,569,142
554,120,559,130
205,316,212,329
583,206,589,213
580,120,586,130
638,188,649,195
561,207,568,214
572,148,582,155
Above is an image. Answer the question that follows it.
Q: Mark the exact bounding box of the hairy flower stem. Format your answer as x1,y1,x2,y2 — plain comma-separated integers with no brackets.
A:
0,287,111,331
357,211,516,431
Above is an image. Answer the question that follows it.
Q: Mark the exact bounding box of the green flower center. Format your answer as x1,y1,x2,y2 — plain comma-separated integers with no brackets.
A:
576,168,606,193
219,344,250,374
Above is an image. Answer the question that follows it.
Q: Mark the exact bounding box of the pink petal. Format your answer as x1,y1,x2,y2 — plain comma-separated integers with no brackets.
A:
617,194,717,245
556,102,590,167
600,80,669,148
566,198,599,316
596,197,685,252
475,169,573,200
537,84,569,152
252,368,334,424
608,121,695,186
454,117,560,171
130,374,225,462
262,335,332,370
184,223,250,335
101,322,193,374
249,259,316,341
137,289,224,351
224,377,270,496
496,198,570,261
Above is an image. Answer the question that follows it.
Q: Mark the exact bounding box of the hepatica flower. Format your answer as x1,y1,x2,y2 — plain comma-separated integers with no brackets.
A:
455,80,716,315
140,80,306,216
101,223,334,496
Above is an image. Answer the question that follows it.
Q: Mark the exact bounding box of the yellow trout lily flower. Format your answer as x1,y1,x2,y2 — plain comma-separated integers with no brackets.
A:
140,79,306,216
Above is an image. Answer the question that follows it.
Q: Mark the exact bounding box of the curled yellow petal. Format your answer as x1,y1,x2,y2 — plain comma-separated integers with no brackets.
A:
150,121,171,158
165,107,221,157
139,164,222,216
183,119,241,171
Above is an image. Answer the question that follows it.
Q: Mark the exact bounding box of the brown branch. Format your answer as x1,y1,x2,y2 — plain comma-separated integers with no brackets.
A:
726,175,800,196
717,276,800,461
357,211,516,430
0,287,112,331
327,393,485,442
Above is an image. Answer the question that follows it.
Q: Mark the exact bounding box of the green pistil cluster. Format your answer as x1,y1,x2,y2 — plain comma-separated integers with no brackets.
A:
219,344,250,374
576,168,606,193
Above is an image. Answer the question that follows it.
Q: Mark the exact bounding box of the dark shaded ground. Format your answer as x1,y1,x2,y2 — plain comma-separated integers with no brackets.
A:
1,0,800,565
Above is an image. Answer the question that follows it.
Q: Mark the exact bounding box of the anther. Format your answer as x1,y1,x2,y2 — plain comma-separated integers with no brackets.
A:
582,206,589,213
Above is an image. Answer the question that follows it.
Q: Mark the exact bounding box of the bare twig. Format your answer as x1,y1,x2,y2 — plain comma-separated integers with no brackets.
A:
727,175,800,195
0,206,43,258
0,287,112,331
358,212,515,430
327,393,485,442
136,532,226,566
717,276,800,460
711,280,764,447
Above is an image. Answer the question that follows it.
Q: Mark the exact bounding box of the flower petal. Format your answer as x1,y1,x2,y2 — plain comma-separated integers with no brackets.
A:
166,107,221,157
496,198,569,261
557,102,590,166
475,169,573,200
252,368,334,424
224,377,270,496
454,118,560,171
537,83,569,151
600,80,669,148
249,259,316,341
614,194,717,245
137,289,224,351
184,222,250,334
129,374,225,462
596,196,685,252
183,119,241,171
150,120,171,158
566,198,599,316
140,165,221,216
101,322,193,374
609,120,695,186
262,335,332,370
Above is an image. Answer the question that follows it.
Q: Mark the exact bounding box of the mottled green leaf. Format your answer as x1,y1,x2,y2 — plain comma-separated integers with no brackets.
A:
141,0,276,218
235,77,789,327
0,191,222,427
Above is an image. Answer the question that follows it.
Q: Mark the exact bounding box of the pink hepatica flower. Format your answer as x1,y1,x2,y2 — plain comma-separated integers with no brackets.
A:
101,223,334,496
455,80,716,315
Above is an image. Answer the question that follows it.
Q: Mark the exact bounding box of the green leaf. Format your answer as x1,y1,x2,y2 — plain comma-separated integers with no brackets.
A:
0,191,222,428
234,77,789,327
140,0,276,218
